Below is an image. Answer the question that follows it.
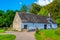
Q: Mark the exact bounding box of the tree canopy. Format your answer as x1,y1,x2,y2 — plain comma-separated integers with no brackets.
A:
20,5,27,12
0,10,16,28
29,3,41,14
38,8,48,16
44,0,60,26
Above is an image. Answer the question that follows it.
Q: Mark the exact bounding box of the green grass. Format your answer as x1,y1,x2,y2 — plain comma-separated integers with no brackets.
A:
0,34,16,40
0,29,5,33
7,27,13,31
35,29,60,40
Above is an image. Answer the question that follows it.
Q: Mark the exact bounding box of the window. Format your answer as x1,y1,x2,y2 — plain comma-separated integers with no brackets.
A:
50,24,52,28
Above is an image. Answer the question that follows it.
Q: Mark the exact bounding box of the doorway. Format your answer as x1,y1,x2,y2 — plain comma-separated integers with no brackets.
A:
44,24,47,29
24,25,27,29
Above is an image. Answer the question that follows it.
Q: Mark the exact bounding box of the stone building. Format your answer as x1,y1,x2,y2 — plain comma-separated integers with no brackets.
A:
13,12,57,31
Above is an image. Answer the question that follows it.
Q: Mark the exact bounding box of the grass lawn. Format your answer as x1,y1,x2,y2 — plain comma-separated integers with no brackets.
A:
0,34,16,40
35,29,60,40
0,29,5,33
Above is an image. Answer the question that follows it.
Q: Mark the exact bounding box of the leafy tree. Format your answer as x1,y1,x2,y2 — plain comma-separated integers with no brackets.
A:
0,10,5,16
55,19,60,27
44,0,60,26
20,5,27,12
29,3,41,14
45,0,60,18
0,10,5,27
0,10,16,28
38,8,48,16
5,10,16,27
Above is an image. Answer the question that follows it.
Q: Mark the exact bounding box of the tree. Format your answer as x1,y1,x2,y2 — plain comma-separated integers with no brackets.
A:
0,10,5,27
0,10,5,16
38,8,48,16
29,3,41,14
20,5,27,12
44,0,60,26
55,19,60,26
5,10,16,27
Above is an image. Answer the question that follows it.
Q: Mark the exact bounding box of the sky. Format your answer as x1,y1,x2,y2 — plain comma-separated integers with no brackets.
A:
0,0,53,11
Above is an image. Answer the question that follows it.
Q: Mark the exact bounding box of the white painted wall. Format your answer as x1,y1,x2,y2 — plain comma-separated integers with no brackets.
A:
21,23,57,30
52,24,57,28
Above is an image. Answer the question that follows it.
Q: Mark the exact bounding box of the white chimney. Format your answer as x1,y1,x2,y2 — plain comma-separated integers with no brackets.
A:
48,13,51,17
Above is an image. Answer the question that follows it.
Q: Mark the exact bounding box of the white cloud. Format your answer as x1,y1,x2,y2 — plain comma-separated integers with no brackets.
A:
19,2,22,5
34,0,53,6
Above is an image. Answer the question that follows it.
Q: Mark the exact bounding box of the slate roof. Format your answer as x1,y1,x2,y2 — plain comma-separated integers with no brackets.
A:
17,12,51,23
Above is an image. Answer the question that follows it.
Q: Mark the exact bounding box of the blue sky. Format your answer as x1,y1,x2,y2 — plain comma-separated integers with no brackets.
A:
0,0,53,11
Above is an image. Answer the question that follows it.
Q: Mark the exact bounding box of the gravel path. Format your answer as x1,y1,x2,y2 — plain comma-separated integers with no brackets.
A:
0,31,35,40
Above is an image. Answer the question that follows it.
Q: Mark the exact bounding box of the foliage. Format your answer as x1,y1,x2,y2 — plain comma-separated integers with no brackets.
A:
0,10,5,16
0,10,5,27
5,10,16,27
56,28,60,35
35,29,60,40
38,8,48,16
0,10,16,28
55,19,60,27
0,34,16,40
35,32,41,40
29,3,41,14
36,28,40,34
20,5,27,12
44,0,60,26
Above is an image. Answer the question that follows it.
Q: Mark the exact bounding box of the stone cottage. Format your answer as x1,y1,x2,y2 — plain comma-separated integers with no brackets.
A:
13,12,57,31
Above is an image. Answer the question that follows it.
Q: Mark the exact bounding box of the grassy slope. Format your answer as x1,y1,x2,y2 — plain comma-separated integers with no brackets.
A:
35,29,60,40
0,34,16,40
0,29,5,33
0,28,5,33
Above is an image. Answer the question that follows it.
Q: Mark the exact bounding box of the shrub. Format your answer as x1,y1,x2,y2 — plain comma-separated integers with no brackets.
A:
36,27,40,34
56,28,60,35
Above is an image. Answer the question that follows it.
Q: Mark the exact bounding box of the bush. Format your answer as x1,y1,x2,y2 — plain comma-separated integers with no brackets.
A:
36,28,40,34
56,28,60,35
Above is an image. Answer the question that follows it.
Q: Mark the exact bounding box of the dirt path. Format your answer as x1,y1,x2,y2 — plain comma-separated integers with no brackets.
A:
1,31,35,40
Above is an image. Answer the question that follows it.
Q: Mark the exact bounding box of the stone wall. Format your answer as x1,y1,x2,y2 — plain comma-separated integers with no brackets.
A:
13,12,22,31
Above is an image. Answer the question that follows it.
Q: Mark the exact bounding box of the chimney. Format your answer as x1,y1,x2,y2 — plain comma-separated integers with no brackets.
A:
48,13,51,18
